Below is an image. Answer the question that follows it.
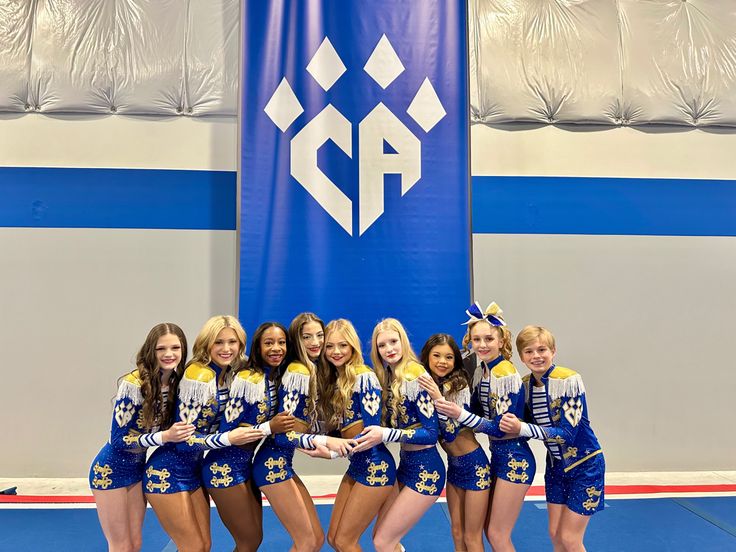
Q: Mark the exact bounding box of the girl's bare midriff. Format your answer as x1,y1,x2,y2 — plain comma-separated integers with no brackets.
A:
441,427,481,457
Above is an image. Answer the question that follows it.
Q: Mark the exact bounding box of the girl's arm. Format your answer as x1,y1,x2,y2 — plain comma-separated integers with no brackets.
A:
418,373,469,444
437,368,523,439
380,367,440,445
174,364,264,452
503,373,588,445
272,363,356,455
108,372,193,449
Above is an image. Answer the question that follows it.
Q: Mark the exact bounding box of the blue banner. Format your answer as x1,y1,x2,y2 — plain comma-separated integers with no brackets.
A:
240,0,470,348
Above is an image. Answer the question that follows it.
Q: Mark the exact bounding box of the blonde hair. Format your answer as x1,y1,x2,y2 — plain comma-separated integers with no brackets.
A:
288,312,324,426
190,316,247,383
370,318,418,427
318,319,365,431
515,325,556,354
465,319,513,361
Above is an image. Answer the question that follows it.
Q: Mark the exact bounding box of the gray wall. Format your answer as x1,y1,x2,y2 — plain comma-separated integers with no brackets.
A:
471,125,736,471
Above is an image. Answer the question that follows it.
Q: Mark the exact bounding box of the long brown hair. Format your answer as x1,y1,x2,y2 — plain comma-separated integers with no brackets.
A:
135,323,188,430
288,312,324,426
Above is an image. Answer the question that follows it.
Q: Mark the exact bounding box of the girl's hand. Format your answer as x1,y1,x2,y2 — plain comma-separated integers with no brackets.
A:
418,373,443,401
325,436,357,457
228,426,265,445
162,421,195,443
298,444,332,459
434,398,462,419
269,411,296,434
500,413,521,435
352,425,384,453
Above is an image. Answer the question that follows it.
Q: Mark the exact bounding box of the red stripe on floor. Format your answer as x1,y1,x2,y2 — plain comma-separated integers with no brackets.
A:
2,483,735,504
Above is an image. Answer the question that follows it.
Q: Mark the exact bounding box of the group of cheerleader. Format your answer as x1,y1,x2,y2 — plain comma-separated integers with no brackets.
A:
89,302,604,552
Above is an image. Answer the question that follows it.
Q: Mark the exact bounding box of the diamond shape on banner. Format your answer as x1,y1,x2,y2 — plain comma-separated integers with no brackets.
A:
264,78,304,132
306,37,346,91
407,77,446,132
364,34,405,89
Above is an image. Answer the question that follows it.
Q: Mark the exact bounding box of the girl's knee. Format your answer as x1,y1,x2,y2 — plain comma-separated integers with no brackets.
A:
372,533,393,552
548,527,563,547
334,531,357,551
451,523,464,543
130,535,143,552
559,530,583,551
487,526,510,548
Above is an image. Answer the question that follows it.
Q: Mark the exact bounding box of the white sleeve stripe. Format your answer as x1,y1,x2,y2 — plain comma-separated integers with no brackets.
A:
298,434,316,449
458,409,483,429
381,427,402,442
203,433,230,449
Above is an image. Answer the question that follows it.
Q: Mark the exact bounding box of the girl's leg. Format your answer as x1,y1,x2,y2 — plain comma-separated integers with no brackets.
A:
372,482,400,540
93,486,138,552
444,484,467,551
261,478,321,552
293,475,326,550
484,478,495,547
146,491,210,552
462,488,489,552
327,475,355,549
546,503,566,552
209,483,263,552
126,483,147,551
486,479,529,552
372,486,438,552
333,483,394,552
556,507,591,552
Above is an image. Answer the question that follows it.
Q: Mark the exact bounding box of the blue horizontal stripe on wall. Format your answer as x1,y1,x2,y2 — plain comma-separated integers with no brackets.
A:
0,167,236,230
472,175,736,236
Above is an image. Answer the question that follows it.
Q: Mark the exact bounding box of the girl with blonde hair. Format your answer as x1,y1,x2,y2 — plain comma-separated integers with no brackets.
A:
144,315,265,552
202,321,296,551
434,302,534,552
354,318,444,552
308,319,397,551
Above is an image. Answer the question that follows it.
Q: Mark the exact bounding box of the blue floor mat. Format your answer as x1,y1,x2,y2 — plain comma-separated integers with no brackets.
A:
1,497,734,551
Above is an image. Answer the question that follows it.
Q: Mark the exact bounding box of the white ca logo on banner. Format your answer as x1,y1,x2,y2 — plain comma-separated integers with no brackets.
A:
264,34,446,236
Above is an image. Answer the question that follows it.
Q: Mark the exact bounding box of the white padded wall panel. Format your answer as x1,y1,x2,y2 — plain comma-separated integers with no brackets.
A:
29,0,186,114
470,0,621,124
0,0,32,112
619,0,736,126
186,0,239,115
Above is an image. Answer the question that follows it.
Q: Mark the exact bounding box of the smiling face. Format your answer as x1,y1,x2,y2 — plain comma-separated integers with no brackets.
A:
324,329,353,368
376,330,403,368
427,343,455,379
469,320,503,363
260,326,287,368
209,327,240,369
301,321,325,361
519,338,556,378
155,333,182,372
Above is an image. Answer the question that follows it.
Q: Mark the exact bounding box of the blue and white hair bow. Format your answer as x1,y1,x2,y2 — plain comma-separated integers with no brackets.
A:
462,301,506,327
